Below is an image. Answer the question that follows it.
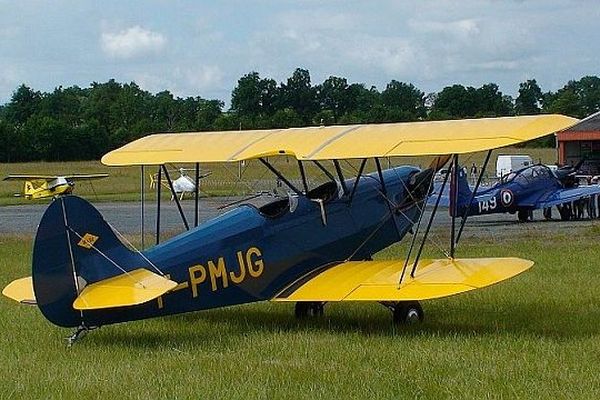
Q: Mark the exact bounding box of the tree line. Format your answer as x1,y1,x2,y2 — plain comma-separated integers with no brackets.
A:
0,69,599,162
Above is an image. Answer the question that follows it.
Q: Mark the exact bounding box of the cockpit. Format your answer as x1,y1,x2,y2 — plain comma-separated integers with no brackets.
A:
496,165,553,186
258,181,340,219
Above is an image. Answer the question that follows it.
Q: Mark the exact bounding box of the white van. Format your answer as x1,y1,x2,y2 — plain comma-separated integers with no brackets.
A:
496,155,533,177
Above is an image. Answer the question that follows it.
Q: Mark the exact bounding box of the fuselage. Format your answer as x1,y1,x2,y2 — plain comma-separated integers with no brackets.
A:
451,165,565,217
86,166,429,326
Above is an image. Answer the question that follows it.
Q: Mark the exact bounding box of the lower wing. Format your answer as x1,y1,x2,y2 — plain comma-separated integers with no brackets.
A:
520,186,600,209
273,257,532,302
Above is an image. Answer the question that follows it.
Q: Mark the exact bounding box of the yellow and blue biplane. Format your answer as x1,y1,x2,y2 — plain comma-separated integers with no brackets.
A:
2,115,577,343
3,174,109,200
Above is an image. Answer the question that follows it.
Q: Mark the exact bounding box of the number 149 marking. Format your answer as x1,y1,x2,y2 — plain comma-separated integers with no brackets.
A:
478,197,497,213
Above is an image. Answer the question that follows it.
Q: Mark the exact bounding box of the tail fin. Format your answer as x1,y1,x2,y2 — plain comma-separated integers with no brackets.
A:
449,167,472,217
31,196,173,327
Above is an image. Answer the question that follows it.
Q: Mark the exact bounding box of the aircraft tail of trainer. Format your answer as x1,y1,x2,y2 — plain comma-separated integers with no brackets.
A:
449,167,473,217
3,196,175,328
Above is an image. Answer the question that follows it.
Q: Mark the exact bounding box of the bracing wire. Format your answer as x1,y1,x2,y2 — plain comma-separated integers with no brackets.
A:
67,227,148,288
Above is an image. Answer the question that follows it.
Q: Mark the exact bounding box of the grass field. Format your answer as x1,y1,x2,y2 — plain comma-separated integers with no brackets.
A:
0,147,556,206
1,222,600,399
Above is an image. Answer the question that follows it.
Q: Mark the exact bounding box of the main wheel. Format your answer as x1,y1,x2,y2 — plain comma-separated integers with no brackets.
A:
392,301,424,325
294,301,324,318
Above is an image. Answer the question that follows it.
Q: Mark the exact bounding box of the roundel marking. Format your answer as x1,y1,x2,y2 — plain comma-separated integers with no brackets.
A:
500,189,514,207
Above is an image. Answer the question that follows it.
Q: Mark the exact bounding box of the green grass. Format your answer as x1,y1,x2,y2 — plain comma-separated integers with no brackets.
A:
0,147,556,205
1,222,600,399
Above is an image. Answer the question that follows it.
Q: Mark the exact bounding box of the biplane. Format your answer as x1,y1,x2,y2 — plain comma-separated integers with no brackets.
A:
2,115,577,344
3,174,109,200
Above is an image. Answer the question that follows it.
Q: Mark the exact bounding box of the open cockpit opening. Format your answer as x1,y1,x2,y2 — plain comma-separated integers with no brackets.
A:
307,181,339,203
259,198,290,218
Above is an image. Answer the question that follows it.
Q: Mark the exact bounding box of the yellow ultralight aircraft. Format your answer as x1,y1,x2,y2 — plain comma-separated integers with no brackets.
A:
3,174,109,200
2,115,578,344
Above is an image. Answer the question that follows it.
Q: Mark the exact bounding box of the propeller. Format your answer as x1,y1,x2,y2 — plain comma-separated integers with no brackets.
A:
554,158,586,188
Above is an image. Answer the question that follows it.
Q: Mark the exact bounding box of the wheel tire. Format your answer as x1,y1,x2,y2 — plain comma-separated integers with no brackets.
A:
392,301,424,325
294,302,324,318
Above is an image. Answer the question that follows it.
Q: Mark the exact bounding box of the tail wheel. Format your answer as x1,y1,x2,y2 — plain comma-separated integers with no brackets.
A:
392,301,424,325
294,301,324,318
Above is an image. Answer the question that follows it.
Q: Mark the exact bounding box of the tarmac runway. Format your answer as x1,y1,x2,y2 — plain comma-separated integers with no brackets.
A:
1,196,596,241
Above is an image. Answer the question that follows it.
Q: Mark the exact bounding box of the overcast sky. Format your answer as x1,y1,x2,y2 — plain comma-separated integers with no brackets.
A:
0,0,598,105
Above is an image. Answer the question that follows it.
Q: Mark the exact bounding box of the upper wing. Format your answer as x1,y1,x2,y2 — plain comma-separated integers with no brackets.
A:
102,115,577,165
519,185,600,209
273,257,533,302
3,173,108,182
62,174,109,180
3,175,58,181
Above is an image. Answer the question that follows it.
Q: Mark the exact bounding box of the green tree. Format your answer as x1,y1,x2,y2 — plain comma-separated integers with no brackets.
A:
270,108,303,128
280,68,318,124
316,76,349,121
475,83,513,117
4,84,42,125
231,72,278,118
195,99,223,130
515,79,543,115
381,80,426,121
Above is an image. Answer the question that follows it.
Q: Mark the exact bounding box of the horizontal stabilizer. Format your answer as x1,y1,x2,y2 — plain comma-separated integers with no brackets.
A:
274,257,533,302
2,277,37,305
73,268,177,311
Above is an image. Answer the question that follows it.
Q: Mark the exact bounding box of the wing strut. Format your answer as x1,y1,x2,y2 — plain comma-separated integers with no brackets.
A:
155,166,162,245
374,158,388,195
312,160,337,184
450,154,459,258
455,149,492,246
375,157,405,242
405,156,451,281
140,165,145,249
194,163,200,227
349,159,367,204
259,158,303,196
333,160,348,195
162,166,189,231
297,161,309,193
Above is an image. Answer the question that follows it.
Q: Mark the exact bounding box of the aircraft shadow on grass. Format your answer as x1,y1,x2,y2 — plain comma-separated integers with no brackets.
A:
87,299,600,348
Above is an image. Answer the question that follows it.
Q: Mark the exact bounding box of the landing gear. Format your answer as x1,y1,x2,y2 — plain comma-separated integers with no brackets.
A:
517,209,532,222
294,301,325,318
387,301,424,325
66,325,97,347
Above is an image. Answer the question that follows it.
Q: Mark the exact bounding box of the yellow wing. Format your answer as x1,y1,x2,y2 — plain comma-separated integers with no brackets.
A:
273,257,533,302
101,115,577,165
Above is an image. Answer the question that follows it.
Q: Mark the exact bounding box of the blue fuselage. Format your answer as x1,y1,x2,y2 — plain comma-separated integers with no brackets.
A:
88,166,425,326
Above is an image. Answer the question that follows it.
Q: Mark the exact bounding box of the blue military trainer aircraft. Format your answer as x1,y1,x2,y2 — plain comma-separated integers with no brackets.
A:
447,159,600,222
2,115,578,344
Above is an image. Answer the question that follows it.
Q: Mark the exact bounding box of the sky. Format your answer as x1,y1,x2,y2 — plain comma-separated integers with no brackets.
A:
0,0,598,106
